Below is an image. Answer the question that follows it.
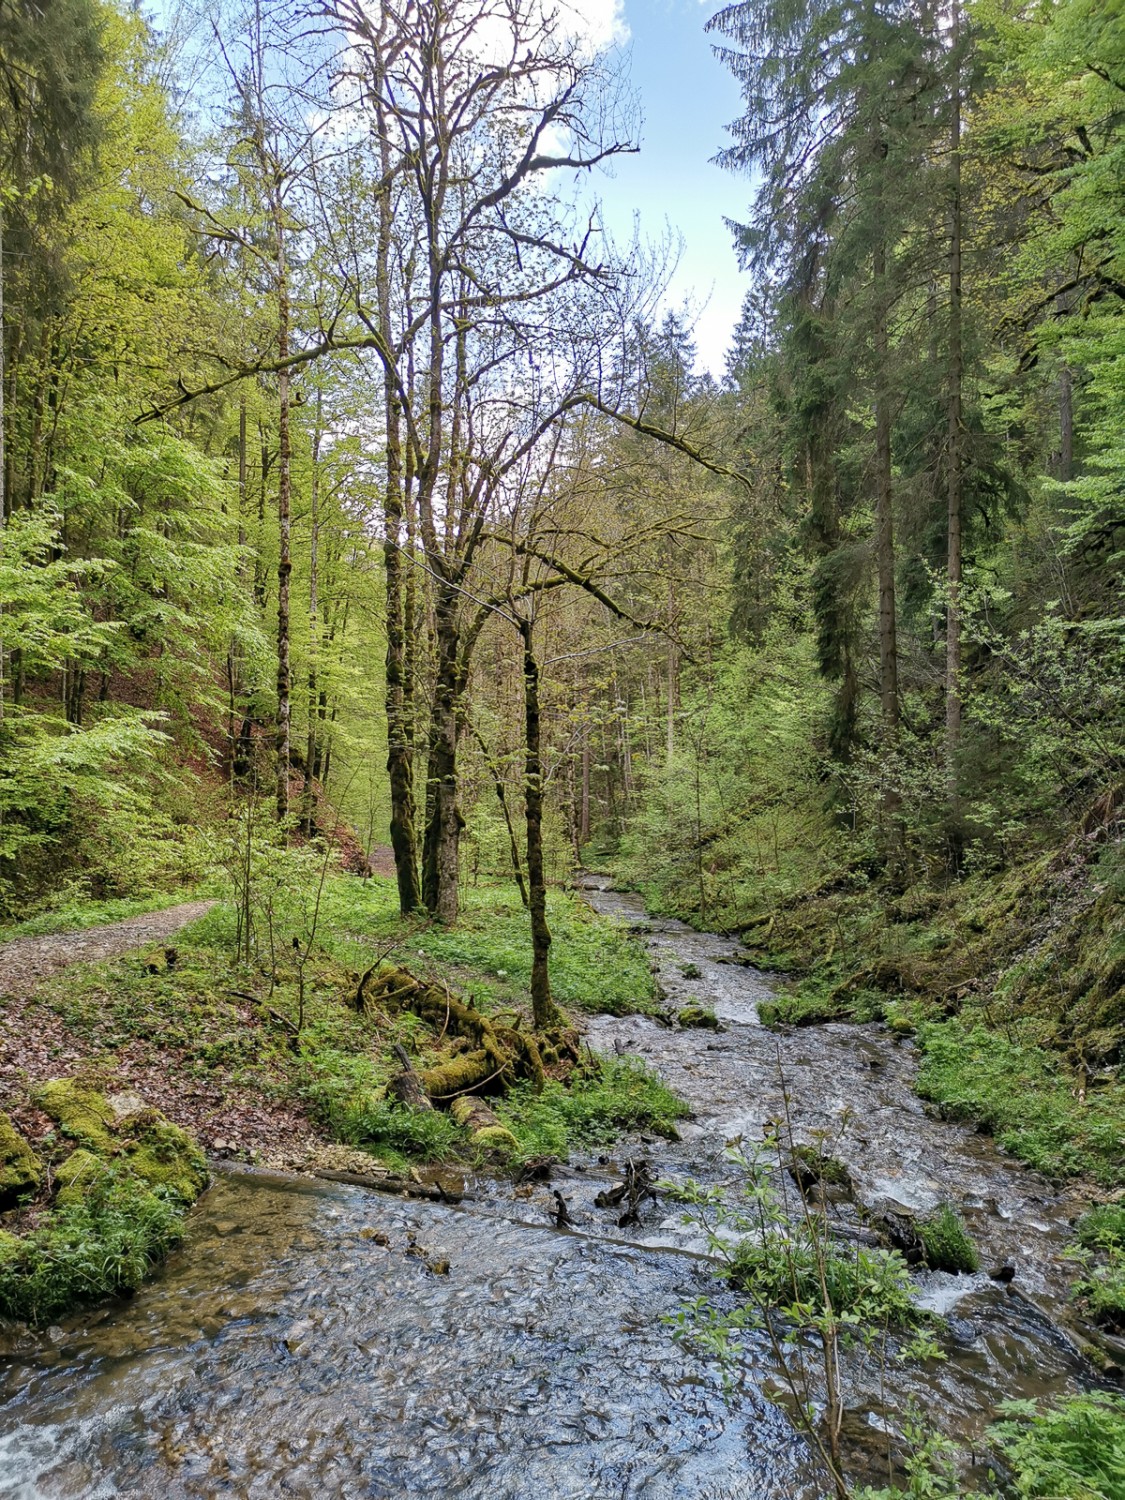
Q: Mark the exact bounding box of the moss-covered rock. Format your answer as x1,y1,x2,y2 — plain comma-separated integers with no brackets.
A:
54,1148,108,1206
0,1114,41,1208
31,1080,208,1205
678,1005,720,1030
35,1079,116,1153
0,1081,208,1325
127,1119,208,1203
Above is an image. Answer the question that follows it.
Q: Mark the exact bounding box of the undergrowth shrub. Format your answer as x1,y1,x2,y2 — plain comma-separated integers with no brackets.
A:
918,1204,980,1275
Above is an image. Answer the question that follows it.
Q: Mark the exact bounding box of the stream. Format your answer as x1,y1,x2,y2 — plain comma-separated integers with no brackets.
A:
0,880,1117,1498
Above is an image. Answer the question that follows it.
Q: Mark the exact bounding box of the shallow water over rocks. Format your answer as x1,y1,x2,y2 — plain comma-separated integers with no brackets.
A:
0,879,1116,1497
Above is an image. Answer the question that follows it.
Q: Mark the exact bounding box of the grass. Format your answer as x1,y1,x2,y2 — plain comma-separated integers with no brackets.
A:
302,876,659,1017
0,1165,188,1325
917,1203,980,1274
914,1020,1125,1186
495,1056,689,1160
1072,1204,1125,1333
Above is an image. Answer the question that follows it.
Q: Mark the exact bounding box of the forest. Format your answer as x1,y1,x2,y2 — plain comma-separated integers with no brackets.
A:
0,0,1123,1494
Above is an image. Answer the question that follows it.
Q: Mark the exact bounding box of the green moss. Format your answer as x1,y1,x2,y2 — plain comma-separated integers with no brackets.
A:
35,1079,116,1153
0,1113,41,1207
917,1204,980,1274
54,1148,107,1206
678,1005,720,1029
790,1144,852,1191
471,1125,519,1155
126,1119,208,1203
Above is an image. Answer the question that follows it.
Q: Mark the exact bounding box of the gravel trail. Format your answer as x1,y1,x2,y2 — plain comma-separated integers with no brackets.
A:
0,901,216,999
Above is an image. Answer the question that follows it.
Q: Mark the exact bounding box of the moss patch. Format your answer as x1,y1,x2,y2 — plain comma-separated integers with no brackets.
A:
126,1118,208,1203
678,1005,720,1029
0,1113,41,1208
35,1079,117,1153
54,1148,106,1206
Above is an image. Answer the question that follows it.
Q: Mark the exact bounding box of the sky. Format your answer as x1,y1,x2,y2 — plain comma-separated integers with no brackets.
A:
594,0,752,376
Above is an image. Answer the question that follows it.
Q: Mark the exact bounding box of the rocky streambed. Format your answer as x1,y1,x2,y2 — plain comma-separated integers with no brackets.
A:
0,879,1118,1498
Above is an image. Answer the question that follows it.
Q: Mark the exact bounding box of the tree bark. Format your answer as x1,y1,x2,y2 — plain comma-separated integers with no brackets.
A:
375,36,422,915
274,204,292,823
422,593,464,923
519,614,562,1030
945,0,964,803
0,206,6,726
873,172,903,875
303,387,322,836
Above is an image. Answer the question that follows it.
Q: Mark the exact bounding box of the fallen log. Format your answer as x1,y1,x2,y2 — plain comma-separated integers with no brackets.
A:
449,1093,518,1153
311,1168,451,1201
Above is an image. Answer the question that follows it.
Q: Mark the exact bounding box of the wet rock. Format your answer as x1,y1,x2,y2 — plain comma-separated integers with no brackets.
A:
876,1209,926,1266
788,1145,853,1199
989,1264,1016,1283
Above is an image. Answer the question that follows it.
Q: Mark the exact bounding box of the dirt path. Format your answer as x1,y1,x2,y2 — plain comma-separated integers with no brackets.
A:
0,901,216,999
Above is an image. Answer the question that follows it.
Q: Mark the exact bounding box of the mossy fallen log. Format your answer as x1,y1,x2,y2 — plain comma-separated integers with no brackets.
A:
359,964,570,1101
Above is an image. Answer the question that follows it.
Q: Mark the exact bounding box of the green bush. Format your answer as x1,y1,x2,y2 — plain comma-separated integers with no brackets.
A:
991,1394,1125,1500
1077,1204,1125,1251
918,1204,980,1275
728,1231,918,1326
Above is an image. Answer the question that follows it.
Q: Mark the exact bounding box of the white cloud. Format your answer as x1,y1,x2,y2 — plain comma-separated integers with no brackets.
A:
557,0,629,51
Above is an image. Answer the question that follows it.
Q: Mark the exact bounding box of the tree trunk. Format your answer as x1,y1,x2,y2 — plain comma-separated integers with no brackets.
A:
519,615,562,1030
873,198,903,875
422,595,464,923
274,209,292,824
873,234,898,741
375,47,421,915
945,0,964,804
1058,365,1073,482
303,389,322,836
0,206,6,727
580,718,591,844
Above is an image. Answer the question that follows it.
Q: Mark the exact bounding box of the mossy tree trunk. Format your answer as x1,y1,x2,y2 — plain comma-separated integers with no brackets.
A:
519,612,562,1031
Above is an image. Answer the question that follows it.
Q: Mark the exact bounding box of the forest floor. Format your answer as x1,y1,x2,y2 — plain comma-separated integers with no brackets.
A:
0,876,673,1179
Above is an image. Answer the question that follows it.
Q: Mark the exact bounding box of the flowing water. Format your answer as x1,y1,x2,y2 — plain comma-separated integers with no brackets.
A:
0,880,1118,1498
